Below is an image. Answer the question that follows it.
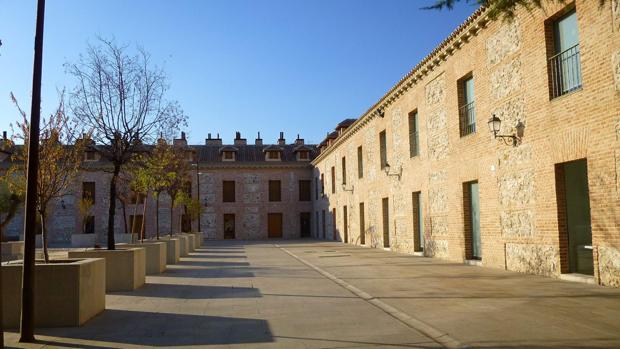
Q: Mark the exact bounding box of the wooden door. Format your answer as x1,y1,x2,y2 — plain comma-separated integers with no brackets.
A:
300,212,311,238
268,213,283,238
382,198,390,248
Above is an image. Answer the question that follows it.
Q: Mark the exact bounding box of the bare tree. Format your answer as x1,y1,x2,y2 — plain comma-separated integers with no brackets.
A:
67,38,187,250
10,92,86,262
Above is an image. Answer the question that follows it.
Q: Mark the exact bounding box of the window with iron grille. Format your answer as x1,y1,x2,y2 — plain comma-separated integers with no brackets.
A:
331,166,336,194
458,75,476,137
299,180,311,201
269,180,281,202
379,130,387,169
408,110,419,157
223,181,235,202
357,146,363,178
315,177,319,200
548,8,581,99
320,173,325,196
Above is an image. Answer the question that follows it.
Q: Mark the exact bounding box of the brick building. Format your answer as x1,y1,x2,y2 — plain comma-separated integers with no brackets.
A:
0,131,317,244
312,1,620,287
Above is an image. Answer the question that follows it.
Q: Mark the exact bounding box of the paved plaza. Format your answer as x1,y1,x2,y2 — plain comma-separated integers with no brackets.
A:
5,240,620,348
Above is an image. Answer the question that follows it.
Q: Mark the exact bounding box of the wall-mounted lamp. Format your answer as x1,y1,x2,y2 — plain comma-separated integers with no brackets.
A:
61,199,66,210
384,162,402,180
341,183,354,192
487,114,525,147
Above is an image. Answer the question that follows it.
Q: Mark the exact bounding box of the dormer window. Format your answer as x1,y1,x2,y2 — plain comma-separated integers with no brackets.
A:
293,144,312,161
298,151,309,160
219,145,238,162
267,151,280,160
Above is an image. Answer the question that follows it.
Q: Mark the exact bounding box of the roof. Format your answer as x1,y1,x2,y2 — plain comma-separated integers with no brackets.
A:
336,118,357,129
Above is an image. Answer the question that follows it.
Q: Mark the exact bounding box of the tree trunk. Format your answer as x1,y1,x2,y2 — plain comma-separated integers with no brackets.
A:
40,211,49,263
130,199,138,243
0,252,3,348
169,198,174,237
140,192,148,242
107,165,121,250
156,192,160,240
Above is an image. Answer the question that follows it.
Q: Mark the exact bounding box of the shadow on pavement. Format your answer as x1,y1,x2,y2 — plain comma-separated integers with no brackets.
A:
113,283,261,299
35,309,273,347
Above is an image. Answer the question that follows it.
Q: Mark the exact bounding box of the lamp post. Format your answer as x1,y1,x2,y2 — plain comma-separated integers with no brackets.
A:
20,0,46,343
487,114,525,147
383,162,402,180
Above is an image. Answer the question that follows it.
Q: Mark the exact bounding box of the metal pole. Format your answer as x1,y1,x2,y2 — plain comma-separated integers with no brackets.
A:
19,0,45,343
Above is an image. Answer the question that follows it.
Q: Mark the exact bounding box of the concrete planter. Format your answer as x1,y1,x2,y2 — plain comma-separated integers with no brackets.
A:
156,237,180,264
192,232,204,247
18,234,42,248
68,248,145,292
118,241,166,274
181,233,195,252
175,234,190,256
71,233,96,248
1,241,24,262
2,258,105,328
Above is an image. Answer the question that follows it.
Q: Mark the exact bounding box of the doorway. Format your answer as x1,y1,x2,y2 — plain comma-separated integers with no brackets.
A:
343,206,348,243
332,208,338,241
224,214,235,239
300,212,311,238
412,192,423,252
556,159,593,275
382,197,390,248
359,202,365,245
464,181,481,260
268,213,283,238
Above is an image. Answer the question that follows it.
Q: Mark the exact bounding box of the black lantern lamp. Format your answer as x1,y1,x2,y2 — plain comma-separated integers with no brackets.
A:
487,114,525,147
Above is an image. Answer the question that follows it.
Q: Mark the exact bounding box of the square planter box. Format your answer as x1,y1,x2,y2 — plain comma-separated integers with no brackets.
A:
156,237,180,264
118,241,166,274
1,241,24,262
71,233,96,248
18,234,43,248
192,232,204,247
175,234,190,257
2,258,106,328
113,233,133,244
68,248,145,292
181,233,195,252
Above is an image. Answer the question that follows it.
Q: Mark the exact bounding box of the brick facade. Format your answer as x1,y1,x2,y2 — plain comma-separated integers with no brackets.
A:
312,1,620,286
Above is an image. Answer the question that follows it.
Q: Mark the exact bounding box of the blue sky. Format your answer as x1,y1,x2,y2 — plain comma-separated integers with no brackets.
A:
0,0,477,145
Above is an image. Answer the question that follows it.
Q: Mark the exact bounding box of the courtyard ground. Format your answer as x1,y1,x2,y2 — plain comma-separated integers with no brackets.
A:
4,239,620,348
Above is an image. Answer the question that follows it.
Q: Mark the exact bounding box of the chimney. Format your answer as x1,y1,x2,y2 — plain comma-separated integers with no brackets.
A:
173,132,187,147
2,131,7,141
205,132,222,146
278,131,285,146
255,131,263,146
295,134,304,145
234,131,247,146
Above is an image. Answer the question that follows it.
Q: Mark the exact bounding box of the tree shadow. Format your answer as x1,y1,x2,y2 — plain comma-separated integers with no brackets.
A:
35,309,273,347
113,283,261,299
159,266,255,278
177,260,250,267
185,254,247,259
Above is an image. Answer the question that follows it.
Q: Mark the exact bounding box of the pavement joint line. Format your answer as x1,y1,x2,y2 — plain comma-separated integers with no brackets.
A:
275,244,468,349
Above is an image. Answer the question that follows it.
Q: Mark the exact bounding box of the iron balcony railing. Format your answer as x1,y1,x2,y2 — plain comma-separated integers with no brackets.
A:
549,44,582,99
459,101,476,137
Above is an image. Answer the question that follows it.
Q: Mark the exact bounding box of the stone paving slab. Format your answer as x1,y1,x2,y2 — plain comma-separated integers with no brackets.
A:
4,240,439,348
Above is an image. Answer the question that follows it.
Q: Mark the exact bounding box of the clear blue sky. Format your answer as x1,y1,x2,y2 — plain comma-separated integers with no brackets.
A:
0,0,478,145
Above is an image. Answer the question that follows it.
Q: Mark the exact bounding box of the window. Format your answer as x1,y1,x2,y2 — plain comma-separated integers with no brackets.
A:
408,110,419,157
379,131,387,169
459,75,476,136
299,180,311,201
331,166,336,194
315,177,319,200
85,151,96,161
129,215,144,235
223,151,234,160
82,182,95,203
357,146,363,178
84,216,95,234
267,151,280,160
320,174,325,196
269,180,281,202
298,151,309,160
548,8,581,99
341,156,347,185
223,181,235,202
